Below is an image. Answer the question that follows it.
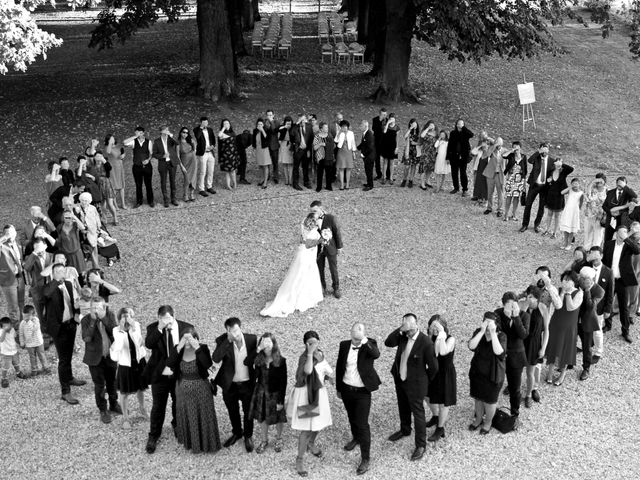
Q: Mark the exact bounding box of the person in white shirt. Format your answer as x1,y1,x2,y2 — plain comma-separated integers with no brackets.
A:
193,116,217,197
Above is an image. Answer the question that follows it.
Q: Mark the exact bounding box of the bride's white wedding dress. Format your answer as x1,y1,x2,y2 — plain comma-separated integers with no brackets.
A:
260,226,324,318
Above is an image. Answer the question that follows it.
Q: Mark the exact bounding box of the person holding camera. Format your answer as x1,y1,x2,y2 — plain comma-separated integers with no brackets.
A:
385,313,438,461
467,312,506,434
167,327,221,454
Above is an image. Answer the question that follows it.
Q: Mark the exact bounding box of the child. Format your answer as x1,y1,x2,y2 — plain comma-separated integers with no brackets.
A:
18,305,51,376
0,317,28,387
559,178,585,250
433,130,450,193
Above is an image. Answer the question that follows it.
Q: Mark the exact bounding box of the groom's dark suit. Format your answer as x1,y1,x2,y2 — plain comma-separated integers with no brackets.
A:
317,213,343,293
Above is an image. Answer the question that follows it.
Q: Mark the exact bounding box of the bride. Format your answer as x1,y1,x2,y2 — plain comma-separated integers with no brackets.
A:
260,213,324,318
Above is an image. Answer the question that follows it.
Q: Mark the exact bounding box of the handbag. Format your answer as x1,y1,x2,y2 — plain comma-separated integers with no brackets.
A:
599,216,607,228
491,406,518,433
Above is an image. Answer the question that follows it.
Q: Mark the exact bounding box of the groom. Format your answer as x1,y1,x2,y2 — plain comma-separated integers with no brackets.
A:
310,200,343,298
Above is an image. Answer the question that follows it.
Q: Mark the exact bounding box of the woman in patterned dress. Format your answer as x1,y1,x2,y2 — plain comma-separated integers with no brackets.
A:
217,119,241,191
177,127,198,202
418,121,437,190
400,118,421,188
105,135,127,209
168,328,221,454
502,141,528,222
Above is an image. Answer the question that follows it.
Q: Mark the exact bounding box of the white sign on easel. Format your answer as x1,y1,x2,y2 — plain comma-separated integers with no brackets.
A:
517,80,536,131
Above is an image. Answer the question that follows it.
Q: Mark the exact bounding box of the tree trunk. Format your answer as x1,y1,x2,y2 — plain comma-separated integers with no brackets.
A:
366,0,385,73
197,0,236,101
241,0,255,31
357,0,369,44
348,0,359,21
252,0,261,22
372,0,417,102
227,0,247,56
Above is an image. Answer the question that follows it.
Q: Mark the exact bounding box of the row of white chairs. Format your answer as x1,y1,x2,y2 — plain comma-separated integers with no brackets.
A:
252,13,293,59
320,41,365,64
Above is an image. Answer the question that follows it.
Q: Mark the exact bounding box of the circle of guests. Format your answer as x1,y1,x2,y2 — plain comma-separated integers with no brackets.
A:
1,109,640,477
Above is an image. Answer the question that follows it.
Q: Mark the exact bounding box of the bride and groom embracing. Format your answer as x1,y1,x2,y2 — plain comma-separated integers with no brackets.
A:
260,200,343,318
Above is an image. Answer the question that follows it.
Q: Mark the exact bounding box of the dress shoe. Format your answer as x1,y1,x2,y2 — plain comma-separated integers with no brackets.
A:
408,181,414,188
244,437,254,453
388,430,410,442
363,186,373,191
100,410,112,424
343,439,359,451
410,447,425,461
333,289,342,299
206,188,217,194
304,183,312,189
296,456,308,477
69,378,86,387
534,226,541,233
449,189,459,194
223,434,242,448
591,355,600,364
375,175,382,180
468,422,481,431
60,393,79,405
171,200,179,206
531,389,541,402
145,436,158,454
356,459,370,475
519,226,528,232
16,371,29,379
579,369,590,381
326,186,333,191
425,416,439,428
470,197,478,201
239,178,251,185
428,427,445,442
400,180,406,187
479,428,491,435
273,178,279,184
483,209,492,215
110,403,123,415
164,202,169,208
1,379,8,388
133,203,142,209
293,184,303,191
496,212,503,218
308,443,322,457
316,188,322,193
623,333,633,343
199,191,209,197
524,396,533,408
461,191,469,197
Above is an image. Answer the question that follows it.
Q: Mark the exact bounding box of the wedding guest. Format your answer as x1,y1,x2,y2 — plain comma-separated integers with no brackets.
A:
144,305,193,454
193,116,217,197
45,161,64,199
212,317,258,452
471,137,490,204
425,315,456,442
287,331,333,477
22,242,53,343
335,322,381,475
152,126,179,208
47,180,84,223
602,176,636,242
563,246,588,274
379,114,399,185
19,305,50,375
468,312,506,434
59,157,75,187
0,225,26,329
313,122,335,192
329,112,344,139
502,141,528,221
602,224,640,343
446,118,474,196
109,307,148,429
105,135,127,209
545,270,583,385
77,192,101,268
310,200,343,299
44,263,84,405
433,130,450,193
541,158,574,239
583,175,607,248
495,292,529,418
522,286,549,407
84,268,121,303
577,267,604,381
559,178,584,250
418,121,437,190
19,205,55,251
249,333,288,454
76,154,103,208
236,129,253,185
0,317,28,387
309,113,320,135
520,143,554,233
290,114,314,191
93,151,119,224
358,120,375,192
482,137,505,217
265,109,281,183
372,108,388,180
385,313,438,461
253,118,271,189
334,120,357,190
81,297,121,424
168,328,221,454
400,119,420,188
177,127,198,202
123,127,155,208
278,116,294,186
218,119,241,191
588,246,614,361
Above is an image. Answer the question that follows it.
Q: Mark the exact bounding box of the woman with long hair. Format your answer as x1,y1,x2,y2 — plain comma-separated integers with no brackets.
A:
254,118,271,189
218,119,241,191
177,127,198,202
418,120,437,190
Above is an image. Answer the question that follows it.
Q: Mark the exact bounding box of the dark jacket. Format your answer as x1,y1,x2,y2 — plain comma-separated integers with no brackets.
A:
385,328,438,397
358,129,376,161
81,310,117,367
290,123,314,153
143,320,193,384
602,186,637,227
318,213,343,255
502,153,528,178
495,308,530,369
193,126,216,156
579,284,604,332
167,344,213,381
526,152,555,186
252,129,268,149
594,263,615,316
603,238,640,286
212,333,258,392
152,136,180,167
446,126,474,163
253,357,288,405
335,338,381,393
43,279,79,338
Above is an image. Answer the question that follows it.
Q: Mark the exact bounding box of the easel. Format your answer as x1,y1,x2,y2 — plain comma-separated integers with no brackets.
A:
517,74,536,132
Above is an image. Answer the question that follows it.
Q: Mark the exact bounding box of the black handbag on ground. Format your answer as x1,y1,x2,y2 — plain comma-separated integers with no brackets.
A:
492,407,518,433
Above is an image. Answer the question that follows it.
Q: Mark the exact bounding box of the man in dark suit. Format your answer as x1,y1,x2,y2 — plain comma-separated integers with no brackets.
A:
445,118,474,196
265,110,280,184
372,108,388,180
144,305,193,453
602,176,637,242
212,317,258,452
577,267,604,380
358,120,376,191
588,246,614,362
495,292,530,418
152,126,180,208
313,122,335,192
310,200,344,298
192,116,217,197
385,313,438,461
519,143,555,233
236,129,253,185
289,114,314,190
44,263,84,405
336,322,381,475
602,225,640,343
81,297,121,424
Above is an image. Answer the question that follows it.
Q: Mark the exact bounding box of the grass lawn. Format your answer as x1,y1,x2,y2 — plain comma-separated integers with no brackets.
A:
1,12,639,480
